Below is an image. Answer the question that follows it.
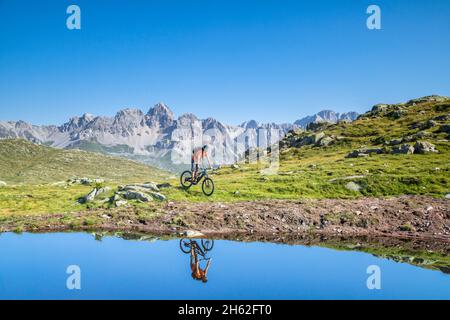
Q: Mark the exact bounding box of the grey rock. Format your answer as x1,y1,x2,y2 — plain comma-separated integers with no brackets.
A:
388,109,407,119
123,190,153,202
406,95,449,105
433,114,450,121
317,135,334,147
120,184,159,193
438,124,450,133
345,182,361,192
311,132,325,144
388,138,403,146
402,131,430,142
149,192,166,201
156,183,172,189
371,104,389,113
414,141,438,154
182,230,205,238
83,188,98,203
80,186,110,203
413,119,438,130
391,144,415,155
347,148,383,158
0,181,6,187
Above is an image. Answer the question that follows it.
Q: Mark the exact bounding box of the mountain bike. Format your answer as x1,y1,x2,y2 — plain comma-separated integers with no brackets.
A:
180,168,215,196
179,239,215,255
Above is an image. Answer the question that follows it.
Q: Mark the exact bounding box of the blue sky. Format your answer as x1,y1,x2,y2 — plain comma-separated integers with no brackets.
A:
0,0,449,125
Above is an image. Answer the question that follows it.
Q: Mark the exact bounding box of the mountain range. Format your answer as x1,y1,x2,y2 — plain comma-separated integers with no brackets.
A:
0,104,358,170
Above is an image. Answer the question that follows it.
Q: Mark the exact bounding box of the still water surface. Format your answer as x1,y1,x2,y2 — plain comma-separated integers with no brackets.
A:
0,232,449,299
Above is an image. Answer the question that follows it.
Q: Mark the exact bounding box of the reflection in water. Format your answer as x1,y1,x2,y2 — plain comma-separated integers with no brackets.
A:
179,239,214,283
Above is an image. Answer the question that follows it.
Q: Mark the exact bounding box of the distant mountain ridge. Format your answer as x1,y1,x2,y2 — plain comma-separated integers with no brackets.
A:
0,103,358,170
294,110,359,128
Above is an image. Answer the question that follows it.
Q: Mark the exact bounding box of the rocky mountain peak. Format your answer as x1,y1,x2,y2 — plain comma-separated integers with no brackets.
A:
202,117,226,131
61,113,95,132
240,120,259,129
146,102,174,128
294,109,359,128
177,113,199,126
112,108,146,135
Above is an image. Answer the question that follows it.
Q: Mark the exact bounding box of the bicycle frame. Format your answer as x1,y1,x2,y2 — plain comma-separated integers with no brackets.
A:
194,169,208,184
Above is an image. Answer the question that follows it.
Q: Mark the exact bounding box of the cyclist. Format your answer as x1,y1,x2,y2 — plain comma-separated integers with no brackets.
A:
191,145,212,181
190,241,212,283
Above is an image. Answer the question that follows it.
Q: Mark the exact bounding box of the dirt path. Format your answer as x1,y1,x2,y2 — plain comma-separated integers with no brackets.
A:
159,195,450,241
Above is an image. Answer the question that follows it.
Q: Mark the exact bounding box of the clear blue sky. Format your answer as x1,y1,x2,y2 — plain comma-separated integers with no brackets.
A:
1,0,449,125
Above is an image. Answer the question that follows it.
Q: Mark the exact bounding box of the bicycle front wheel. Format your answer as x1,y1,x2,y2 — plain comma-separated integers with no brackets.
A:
202,178,215,196
179,239,191,254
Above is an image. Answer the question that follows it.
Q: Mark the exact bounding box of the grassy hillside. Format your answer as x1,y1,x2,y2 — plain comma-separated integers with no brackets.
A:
0,139,170,184
0,96,448,217
165,95,450,201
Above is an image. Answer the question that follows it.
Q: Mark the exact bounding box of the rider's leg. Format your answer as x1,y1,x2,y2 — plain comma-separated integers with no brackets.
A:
193,163,199,181
190,158,196,181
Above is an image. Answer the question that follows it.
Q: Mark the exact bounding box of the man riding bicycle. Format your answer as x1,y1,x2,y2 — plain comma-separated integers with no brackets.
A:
191,145,212,181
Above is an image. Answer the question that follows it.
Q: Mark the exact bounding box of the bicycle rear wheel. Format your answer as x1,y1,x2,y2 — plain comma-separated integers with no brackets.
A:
201,239,214,252
180,170,193,189
202,178,215,196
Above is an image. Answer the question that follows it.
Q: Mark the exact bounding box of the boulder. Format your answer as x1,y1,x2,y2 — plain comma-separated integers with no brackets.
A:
311,132,325,144
346,148,383,158
0,181,6,187
371,104,389,113
438,124,450,133
388,138,403,146
68,177,104,186
407,95,449,105
413,119,438,130
231,164,239,169
402,131,430,143
119,182,159,192
156,183,172,189
119,184,159,193
433,114,450,121
79,186,111,203
345,182,361,192
149,192,166,201
414,141,438,154
81,188,98,203
388,109,407,119
141,182,160,191
123,190,153,202
391,144,414,155
316,135,334,147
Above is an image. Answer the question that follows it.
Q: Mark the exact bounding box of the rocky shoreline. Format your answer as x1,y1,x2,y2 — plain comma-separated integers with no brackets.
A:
1,196,449,246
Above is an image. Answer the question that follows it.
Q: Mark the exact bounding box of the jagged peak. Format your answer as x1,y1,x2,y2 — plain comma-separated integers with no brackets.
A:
115,108,144,117
146,103,174,128
147,102,173,116
178,113,199,121
240,120,259,129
